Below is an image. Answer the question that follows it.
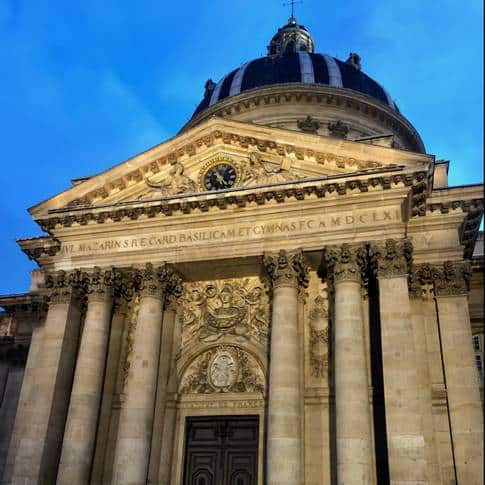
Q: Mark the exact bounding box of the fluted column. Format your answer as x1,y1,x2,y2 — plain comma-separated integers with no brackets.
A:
372,239,427,483
10,271,84,485
263,249,308,485
434,261,483,485
113,263,181,485
323,244,373,484
57,268,115,484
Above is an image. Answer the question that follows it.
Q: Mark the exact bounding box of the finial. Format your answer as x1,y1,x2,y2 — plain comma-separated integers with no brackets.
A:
283,0,303,21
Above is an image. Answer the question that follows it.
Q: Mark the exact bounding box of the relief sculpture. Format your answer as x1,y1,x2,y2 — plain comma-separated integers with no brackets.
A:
179,278,269,346
144,160,198,197
180,345,265,394
307,287,329,378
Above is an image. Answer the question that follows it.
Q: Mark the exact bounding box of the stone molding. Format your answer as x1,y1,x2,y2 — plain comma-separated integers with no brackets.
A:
322,243,367,284
408,261,471,298
181,85,425,153
370,238,413,278
263,249,309,289
34,167,427,232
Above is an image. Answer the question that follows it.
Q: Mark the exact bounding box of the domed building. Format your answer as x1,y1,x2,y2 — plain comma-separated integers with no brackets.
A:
0,16,483,485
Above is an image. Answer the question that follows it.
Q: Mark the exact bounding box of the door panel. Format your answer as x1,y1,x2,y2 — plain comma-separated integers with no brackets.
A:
183,416,259,485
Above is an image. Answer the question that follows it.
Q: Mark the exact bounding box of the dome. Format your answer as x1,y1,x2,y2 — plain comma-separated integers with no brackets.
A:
191,51,398,119
185,17,424,154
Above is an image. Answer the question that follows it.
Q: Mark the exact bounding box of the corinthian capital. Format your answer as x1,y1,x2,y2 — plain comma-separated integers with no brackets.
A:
370,238,413,278
84,267,115,302
322,243,367,283
135,263,183,300
45,269,85,304
263,249,309,289
434,261,471,297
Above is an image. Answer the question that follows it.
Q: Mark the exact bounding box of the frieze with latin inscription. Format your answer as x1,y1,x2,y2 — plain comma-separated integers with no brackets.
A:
58,208,402,257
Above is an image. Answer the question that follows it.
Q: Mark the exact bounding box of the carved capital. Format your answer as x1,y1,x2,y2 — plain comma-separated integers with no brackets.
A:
84,267,115,302
263,250,309,289
408,263,440,299
135,263,183,300
434,261,471,297
45,270,85,304
322,243,367,284
370,239,413,278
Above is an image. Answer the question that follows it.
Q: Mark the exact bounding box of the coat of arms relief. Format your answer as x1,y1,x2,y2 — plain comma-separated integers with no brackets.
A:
177,277,269,395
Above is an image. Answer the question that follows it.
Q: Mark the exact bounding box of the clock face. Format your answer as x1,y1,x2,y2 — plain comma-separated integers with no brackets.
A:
203,163,238,191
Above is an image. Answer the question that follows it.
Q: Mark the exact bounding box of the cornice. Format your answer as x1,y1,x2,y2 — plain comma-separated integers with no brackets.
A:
181,83,425,153
33,166,425,233
29,117,432,218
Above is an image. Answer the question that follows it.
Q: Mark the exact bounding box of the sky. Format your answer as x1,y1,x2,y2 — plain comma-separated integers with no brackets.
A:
0,0,483,295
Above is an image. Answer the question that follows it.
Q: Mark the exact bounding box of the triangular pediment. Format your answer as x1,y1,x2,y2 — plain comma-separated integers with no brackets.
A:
30,117,433,218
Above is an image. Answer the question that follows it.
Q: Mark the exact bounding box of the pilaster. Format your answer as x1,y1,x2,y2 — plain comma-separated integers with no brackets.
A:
371,239,427,484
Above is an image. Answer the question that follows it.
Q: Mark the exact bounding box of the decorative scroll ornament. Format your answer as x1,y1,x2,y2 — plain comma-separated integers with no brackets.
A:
297,115,321,134
434,261,471,297
328,120,349,139
322,243,367,283
370,238,413,278
45,269,86,304
243,152,297,186
180,346,265,394
307,293,329,378
144,161,198,197
263,249,309,288
179,278,268,346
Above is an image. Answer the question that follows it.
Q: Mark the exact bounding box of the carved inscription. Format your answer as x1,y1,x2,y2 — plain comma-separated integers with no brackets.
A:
59,209,402,257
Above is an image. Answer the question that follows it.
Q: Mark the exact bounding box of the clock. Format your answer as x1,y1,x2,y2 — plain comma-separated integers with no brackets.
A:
200,157,240,191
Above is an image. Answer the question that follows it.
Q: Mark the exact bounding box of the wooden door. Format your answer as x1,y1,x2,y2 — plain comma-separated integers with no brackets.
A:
183,415,259,485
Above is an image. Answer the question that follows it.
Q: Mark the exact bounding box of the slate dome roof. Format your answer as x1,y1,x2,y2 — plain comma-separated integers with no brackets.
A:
192,52,399,119
191,18,398,120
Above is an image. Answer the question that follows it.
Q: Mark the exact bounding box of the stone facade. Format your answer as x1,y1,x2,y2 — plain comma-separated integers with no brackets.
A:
1,16,484,485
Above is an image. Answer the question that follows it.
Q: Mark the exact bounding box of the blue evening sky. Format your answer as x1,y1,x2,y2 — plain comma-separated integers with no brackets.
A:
0,0,483,295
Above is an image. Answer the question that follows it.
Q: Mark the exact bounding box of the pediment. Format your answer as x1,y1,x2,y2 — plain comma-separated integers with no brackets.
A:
30,117,433,218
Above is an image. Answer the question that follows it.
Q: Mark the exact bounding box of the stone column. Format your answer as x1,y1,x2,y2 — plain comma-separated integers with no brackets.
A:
263,249,308,485
2,302,46,485
323,244,373,484
57,268,115,485
372,239,427,484
10,270,84,485
113,263,181,485
434,261,484,485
